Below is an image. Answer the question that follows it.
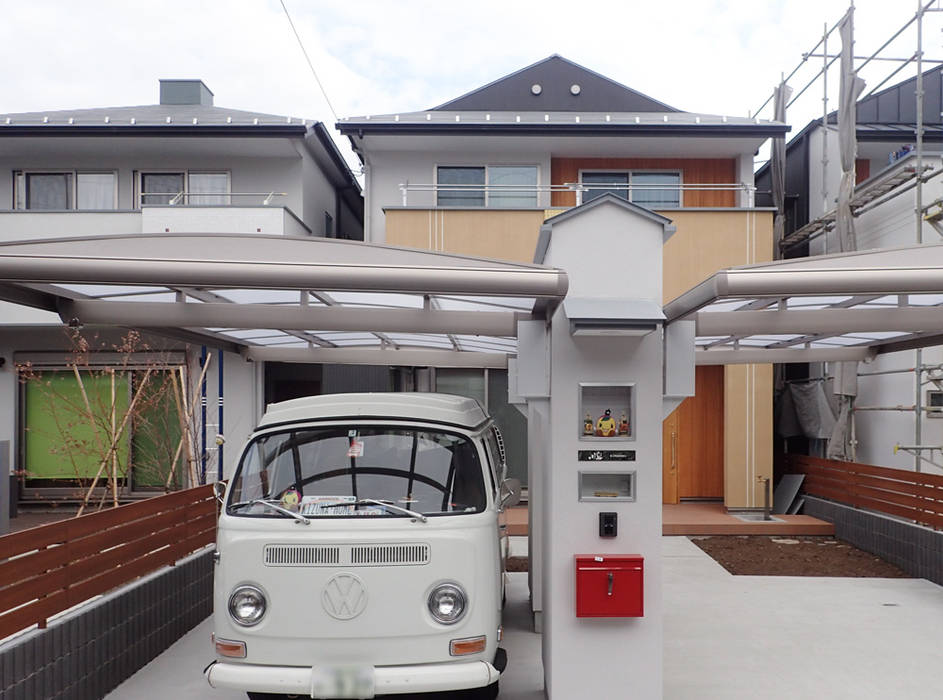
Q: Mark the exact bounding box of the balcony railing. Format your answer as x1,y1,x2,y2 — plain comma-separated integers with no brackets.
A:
397,182,756,208
140,191,287,206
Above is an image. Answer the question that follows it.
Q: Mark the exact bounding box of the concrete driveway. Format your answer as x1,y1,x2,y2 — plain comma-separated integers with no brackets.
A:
107,537,943,699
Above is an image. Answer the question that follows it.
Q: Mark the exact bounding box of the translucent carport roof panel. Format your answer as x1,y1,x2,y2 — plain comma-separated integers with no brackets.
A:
213,289,323,305
0,233,571,361
664,243,943,362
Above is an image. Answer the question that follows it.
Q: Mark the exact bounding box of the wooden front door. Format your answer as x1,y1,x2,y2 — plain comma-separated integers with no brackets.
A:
662,365,725,503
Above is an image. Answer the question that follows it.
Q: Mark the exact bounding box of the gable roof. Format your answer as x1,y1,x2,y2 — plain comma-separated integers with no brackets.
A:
433,55,680,113
534,193,676,263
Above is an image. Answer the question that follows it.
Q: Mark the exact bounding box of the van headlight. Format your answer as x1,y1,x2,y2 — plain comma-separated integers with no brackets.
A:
427,583,467,624
228,585,267,626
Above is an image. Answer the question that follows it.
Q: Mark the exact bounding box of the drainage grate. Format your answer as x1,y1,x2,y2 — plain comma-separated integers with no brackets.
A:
350,543,430,566
264,545,340,566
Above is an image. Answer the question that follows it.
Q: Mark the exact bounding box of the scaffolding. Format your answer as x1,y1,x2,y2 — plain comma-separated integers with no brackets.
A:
757,0,943,471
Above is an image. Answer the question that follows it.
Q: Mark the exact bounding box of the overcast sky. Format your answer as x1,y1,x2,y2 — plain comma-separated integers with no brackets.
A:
2,0,939,171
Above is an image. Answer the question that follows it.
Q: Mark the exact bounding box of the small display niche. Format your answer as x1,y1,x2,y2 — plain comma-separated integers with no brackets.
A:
579,383,634,441
578,471,637,502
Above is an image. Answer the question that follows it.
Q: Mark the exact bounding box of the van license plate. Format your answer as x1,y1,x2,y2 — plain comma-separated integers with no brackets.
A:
312,665,375,698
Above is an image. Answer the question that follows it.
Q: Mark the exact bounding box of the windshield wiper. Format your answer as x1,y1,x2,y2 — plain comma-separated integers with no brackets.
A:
320,498,428,523
229,498,310,526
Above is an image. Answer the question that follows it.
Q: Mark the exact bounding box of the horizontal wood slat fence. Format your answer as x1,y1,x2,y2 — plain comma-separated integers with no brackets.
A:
0,485,217,640
784,454,943,530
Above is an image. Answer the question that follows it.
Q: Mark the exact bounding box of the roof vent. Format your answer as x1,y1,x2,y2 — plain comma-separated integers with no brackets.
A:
159,79,214,106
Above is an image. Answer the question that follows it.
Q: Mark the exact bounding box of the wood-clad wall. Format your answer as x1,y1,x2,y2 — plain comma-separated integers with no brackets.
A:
550,158,737,208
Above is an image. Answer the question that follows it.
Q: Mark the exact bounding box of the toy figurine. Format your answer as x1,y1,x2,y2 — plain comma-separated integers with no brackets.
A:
583,413,594,436
618,411,629,436
595,408,617,437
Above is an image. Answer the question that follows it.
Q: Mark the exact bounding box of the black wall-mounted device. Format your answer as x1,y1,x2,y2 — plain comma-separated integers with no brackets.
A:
599,512,617,538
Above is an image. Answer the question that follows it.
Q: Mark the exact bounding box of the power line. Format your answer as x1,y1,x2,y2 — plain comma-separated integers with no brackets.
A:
279,0,338,123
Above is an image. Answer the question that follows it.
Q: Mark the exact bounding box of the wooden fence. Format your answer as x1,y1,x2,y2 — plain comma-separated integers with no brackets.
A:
785,454,943,530
0,484,217,640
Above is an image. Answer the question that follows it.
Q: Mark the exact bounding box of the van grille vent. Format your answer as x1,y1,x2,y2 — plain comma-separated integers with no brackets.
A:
264,545,340,566
350,543,430,566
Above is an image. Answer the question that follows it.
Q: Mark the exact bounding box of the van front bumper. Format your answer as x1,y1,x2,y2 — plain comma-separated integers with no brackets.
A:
205,659,500,697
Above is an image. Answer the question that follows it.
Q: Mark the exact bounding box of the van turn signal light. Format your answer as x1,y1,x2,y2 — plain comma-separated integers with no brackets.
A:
449,635,487,656
215,636,247,658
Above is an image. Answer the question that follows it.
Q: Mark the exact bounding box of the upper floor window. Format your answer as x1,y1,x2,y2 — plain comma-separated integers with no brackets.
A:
137,171,230,206
581,171,681,208
436,165,538,208
14,171,116,210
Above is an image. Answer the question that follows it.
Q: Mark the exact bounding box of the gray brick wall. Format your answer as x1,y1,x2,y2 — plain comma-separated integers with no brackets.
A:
804,496,943,585
1,548,213,700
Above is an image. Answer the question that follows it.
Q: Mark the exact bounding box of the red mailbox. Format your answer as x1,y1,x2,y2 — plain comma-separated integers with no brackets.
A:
575,554,644,618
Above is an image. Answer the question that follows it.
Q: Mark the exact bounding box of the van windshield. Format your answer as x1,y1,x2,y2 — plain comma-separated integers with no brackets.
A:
228,426,487,518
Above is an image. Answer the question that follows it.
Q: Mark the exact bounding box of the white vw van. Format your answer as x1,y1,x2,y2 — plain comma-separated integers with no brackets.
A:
205,393,518,699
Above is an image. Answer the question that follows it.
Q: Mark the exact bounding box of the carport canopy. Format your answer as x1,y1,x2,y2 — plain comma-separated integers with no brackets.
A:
7,235,943,368
666,244,943,365
0,233,569,369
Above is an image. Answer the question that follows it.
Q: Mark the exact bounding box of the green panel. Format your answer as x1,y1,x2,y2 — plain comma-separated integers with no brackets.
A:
25,371,130,480
131,371,184,488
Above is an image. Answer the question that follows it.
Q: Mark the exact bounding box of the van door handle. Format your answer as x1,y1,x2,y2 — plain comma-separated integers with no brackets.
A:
607,572,614,597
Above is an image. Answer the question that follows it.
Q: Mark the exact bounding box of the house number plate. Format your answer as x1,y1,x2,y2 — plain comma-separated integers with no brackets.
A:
578,450,636,462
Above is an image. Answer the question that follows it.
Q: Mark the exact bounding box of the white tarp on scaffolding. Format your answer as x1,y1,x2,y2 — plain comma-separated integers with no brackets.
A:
836,7,866,253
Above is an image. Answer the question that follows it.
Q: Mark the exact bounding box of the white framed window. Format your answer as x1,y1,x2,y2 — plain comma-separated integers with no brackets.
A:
435,165,538,208
580,170,682,208
14,170,117,210
136,170,230,206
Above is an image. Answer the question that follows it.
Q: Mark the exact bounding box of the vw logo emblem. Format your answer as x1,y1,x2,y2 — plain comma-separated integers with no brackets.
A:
322,573,368,620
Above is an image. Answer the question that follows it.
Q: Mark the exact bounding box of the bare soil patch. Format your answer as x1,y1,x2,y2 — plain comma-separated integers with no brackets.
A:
690,535,911,577
506,556,528,572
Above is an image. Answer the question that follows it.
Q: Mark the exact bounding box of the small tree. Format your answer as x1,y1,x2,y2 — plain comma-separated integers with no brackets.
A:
17,329,211,513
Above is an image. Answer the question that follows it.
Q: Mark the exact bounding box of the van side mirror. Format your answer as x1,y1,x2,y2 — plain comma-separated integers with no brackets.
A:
213,480,227,505
499,478,522,508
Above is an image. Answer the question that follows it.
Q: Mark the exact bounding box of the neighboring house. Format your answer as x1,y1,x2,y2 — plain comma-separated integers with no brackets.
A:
0,79,363,242
0,79,364,510
338,55,788,509
756,65,943,472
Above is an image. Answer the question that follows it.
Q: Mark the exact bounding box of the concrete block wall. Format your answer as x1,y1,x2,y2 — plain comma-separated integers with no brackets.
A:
804,496,943,585
0,549,213,700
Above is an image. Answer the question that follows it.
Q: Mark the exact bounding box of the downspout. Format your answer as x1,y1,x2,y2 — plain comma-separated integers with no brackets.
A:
218,348,224,480
200,345,207,484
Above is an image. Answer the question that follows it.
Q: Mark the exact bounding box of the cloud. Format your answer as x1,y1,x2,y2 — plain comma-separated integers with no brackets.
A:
0,0,936,173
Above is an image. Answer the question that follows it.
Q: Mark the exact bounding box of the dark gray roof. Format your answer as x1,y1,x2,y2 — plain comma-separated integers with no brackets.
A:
338,109,787,138
0,103,307,135
433,55,679,112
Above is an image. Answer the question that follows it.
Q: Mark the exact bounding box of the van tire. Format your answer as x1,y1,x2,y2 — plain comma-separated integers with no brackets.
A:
460,681,499,699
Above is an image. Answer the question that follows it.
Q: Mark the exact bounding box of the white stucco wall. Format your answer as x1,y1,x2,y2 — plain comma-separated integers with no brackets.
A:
538,200,666,699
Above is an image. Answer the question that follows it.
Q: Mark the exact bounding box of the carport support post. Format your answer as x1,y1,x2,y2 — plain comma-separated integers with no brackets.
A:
535,198,675,699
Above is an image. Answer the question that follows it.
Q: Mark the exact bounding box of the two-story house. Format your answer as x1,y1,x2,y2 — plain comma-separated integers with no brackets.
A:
0,79,364,510
337,55,788,509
